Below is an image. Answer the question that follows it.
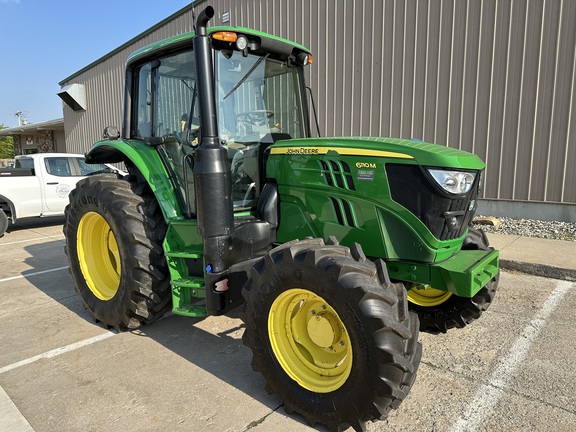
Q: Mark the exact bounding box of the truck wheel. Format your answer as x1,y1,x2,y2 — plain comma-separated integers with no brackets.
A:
0,209,8,237
407,227,500,333
242,238,421,432
64,172,171,331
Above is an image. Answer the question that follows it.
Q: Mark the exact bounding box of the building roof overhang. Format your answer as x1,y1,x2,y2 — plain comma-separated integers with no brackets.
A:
0,118,65,136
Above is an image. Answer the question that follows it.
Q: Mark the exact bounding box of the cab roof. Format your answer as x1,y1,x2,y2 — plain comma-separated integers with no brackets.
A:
127,26,311,66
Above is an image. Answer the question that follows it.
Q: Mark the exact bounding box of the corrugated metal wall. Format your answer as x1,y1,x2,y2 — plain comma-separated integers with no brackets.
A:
60,8,196,153
61,0,576,206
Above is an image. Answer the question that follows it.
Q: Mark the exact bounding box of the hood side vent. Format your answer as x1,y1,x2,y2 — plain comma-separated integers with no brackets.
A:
329,197,358,227
319,160,356,191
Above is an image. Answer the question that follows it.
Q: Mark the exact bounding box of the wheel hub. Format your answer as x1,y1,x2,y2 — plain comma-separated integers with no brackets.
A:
407,284,452,307
268,288,352,393
307,312,340,349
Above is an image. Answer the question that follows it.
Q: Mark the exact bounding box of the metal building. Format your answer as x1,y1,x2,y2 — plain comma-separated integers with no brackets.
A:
59,0,576,222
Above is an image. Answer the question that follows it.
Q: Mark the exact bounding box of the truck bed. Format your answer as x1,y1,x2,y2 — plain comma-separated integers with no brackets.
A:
0,168,35,177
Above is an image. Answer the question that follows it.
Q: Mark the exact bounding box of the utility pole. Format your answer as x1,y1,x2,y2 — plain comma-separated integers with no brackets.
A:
14,111,28,126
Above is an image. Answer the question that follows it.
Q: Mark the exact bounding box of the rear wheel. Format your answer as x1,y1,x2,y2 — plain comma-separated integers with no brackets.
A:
242,238,421,432
408,227,499,333
64,171,171,330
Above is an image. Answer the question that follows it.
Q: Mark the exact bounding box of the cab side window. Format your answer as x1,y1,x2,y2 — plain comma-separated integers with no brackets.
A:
133,63,152,138
131,49,198,216
155,50,198,141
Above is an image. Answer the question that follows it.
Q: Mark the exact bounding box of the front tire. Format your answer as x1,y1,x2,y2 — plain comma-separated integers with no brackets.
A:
0,209,8,237
408,227,500,333
64,172,171,331
242,238,421,432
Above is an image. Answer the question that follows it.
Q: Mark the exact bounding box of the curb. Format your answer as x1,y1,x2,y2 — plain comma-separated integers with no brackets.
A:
500,259,576,282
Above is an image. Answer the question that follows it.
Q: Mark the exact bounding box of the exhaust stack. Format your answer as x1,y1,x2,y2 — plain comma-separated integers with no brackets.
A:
193,6,234,315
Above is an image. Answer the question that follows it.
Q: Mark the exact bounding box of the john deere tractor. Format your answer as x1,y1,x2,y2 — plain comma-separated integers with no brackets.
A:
64,7,499,431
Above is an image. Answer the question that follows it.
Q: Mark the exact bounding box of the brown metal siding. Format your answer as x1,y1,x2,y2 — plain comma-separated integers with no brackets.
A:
60,14,197,154
62,0,576,205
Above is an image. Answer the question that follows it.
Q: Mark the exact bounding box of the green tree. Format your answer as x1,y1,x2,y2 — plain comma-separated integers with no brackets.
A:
0,124,14,159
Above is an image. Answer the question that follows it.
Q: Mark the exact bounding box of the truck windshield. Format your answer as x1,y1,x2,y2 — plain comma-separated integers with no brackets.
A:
215,50,308,145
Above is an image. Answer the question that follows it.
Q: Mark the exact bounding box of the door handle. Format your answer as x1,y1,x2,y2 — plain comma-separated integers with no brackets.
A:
46,182,59,185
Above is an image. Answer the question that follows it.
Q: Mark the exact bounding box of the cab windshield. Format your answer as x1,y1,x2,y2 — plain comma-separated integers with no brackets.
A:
215,49,308,207
215,50,308,144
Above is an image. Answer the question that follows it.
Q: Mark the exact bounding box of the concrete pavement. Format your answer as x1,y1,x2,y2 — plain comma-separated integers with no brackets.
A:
487,233,576,281
2,222,575,432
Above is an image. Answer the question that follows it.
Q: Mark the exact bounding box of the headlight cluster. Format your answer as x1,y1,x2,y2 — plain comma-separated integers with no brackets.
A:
427,169,476,195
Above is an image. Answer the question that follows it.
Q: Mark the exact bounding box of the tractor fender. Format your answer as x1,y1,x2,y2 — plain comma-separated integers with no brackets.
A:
85,139,183,222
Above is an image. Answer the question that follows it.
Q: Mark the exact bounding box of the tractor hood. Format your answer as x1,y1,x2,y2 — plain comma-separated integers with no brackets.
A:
267,135,487,264
269,137,486,170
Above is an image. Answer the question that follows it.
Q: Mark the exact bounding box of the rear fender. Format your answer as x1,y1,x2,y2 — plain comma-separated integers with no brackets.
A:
85,139,183,222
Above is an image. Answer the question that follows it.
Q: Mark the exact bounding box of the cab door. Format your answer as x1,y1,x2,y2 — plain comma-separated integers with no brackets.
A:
41,156,78,214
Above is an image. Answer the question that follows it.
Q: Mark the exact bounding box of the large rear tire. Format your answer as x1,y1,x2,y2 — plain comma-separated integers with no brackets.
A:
408,227,499,333
64,171,171,331
242,238,421,432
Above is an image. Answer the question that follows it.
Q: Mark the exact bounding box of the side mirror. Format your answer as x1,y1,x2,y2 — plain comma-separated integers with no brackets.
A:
102,126,121,140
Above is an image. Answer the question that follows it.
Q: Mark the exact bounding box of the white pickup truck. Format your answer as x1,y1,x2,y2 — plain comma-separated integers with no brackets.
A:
0,153,124,237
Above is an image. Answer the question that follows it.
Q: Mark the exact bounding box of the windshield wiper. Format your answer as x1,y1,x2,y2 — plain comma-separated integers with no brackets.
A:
180,78,194,93
223,53,269,100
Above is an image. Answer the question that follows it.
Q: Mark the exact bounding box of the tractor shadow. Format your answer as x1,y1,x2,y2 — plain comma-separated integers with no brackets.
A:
20,239,99,323
129,311,331,432
19,241,330,431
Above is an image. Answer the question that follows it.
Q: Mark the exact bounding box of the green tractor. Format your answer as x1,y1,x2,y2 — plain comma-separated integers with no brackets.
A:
64,6,499,431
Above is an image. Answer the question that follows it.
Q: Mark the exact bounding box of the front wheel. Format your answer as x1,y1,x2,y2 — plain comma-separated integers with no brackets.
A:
408,227,500,333
242,238,421,432
0,209,8,237
64,172,171,331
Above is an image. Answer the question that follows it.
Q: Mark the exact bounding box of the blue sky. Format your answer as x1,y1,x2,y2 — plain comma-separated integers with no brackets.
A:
0,0,191,127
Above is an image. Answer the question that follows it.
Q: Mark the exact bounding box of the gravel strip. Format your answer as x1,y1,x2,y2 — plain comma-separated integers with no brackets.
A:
473,216,576,242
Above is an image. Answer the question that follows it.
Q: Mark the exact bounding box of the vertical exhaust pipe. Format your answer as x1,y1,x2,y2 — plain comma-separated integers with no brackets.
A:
194,6,219,140
193,6,234,315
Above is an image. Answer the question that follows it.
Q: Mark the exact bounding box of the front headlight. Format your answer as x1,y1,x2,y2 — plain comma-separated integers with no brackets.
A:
427,169,476,194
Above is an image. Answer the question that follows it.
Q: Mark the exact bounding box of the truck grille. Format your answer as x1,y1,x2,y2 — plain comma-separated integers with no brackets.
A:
385,164,479,241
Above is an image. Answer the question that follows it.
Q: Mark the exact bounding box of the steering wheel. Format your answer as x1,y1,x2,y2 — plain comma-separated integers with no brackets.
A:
236,110,274,127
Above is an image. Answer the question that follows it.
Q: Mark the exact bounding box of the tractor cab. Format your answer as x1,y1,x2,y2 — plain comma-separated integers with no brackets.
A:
127,26,311,217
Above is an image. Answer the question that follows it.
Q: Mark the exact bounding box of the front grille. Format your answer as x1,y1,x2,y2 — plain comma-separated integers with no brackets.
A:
385,164,479,240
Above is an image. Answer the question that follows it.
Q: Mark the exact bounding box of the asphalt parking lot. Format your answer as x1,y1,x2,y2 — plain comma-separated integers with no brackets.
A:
1,219,575,432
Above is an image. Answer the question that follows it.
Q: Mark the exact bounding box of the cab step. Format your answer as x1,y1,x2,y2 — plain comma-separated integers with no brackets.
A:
171,276,208,317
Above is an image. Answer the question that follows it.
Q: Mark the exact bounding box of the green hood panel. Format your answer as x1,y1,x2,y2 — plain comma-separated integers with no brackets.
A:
268,135,483,264
270,137,486,170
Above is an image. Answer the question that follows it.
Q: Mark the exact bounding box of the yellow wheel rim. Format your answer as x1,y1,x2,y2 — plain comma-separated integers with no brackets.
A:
77,211,121,300
268,288,352,393
407,285,452,307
